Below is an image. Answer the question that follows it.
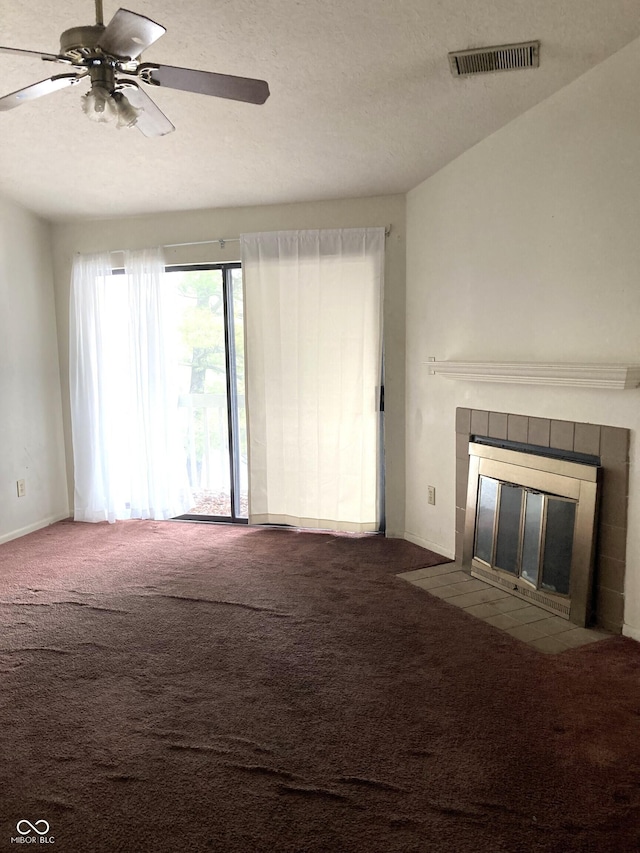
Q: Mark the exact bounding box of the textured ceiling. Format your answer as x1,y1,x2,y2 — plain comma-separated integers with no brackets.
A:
0,0,639,221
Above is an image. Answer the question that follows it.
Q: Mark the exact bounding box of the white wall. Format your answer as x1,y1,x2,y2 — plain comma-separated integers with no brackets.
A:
406,36,640,638
0,196,69,542
51,194,407,536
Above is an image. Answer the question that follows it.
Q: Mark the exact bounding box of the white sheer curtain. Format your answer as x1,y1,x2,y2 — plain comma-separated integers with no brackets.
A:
240,228,385,533
69,248,191,523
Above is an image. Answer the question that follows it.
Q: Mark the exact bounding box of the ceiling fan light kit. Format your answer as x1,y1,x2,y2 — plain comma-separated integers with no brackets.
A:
82,86,140,127
0,1,270,137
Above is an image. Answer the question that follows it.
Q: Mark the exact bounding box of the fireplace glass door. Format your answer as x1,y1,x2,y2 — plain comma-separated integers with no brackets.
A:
474,475,577,597
465,442,599,625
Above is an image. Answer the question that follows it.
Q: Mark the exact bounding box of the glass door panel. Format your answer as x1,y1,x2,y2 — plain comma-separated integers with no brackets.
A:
474,476,498,564
541,498,576,594
520,492,543,586
230,267,248,518
167,264,247,521
494,484,523,574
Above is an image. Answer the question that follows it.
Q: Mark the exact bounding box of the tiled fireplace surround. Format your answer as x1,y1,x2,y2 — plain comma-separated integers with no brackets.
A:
455,409,630,633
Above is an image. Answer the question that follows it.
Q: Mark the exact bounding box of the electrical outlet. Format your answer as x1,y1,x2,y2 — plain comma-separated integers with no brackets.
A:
427,485,436,505
17,479,26,498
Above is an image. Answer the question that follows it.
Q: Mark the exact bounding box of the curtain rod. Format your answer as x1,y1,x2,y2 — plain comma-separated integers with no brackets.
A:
109,238,238,254
165,237,240,249
109,226,391,255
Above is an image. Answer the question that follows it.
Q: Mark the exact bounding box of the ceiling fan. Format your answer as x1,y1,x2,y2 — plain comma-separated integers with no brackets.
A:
0,0,270,136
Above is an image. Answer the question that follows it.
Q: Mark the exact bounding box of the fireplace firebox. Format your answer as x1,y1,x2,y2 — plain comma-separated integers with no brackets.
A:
464,442,600,626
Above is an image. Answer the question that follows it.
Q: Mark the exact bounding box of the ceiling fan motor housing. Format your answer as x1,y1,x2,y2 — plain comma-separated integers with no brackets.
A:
59,25,106,62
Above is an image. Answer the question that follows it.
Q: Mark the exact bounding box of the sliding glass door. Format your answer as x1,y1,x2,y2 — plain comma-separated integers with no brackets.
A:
166,263,247,522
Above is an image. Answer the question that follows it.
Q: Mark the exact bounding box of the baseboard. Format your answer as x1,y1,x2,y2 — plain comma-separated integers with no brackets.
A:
0,512,71,546
404,532,455,560
384,529,405,540
622,624,640,644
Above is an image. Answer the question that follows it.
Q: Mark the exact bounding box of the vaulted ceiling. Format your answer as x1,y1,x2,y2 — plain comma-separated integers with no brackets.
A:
1,0,639,221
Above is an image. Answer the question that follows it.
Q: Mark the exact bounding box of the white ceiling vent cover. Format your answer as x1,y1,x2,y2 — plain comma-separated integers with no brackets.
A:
449,41,540,77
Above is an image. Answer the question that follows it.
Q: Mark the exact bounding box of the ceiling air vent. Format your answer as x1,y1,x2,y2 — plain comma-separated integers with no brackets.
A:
449,41,540,77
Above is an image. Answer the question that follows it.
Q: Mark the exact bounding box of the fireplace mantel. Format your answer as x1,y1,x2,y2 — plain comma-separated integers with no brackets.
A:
428,361,640,390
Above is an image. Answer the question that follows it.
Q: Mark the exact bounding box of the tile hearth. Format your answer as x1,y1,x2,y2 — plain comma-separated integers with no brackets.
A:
398,562,611,653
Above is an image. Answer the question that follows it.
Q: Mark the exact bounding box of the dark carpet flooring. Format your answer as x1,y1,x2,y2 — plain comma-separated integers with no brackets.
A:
0,519,639,852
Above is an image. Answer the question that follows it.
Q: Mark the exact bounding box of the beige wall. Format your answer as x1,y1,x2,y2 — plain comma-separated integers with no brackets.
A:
405,37,640,638
51,194,407,536
0,196,69,542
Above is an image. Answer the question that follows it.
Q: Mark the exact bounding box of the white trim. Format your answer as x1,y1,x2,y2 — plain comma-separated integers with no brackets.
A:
404,531,455,560
427,361,640,389
0,513,70,546
622,624,640,643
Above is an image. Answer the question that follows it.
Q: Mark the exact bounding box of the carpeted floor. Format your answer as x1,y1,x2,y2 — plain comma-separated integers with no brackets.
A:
0,519,639,852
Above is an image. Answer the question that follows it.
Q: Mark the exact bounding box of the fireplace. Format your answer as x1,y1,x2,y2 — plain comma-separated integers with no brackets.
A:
455,409,630,633
464,441,600,626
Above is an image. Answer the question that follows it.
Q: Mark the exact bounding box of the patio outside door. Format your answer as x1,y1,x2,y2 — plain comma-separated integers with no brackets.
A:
166,263,247,522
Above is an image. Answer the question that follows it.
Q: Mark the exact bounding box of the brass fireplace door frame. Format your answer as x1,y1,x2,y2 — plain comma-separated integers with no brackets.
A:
463,442,600,626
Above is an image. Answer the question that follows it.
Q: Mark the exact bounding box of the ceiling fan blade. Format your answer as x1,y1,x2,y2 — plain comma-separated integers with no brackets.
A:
98,8,165,60
117,81,174,136
0,45,61,62
0,73,84,111
139,63,270,104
